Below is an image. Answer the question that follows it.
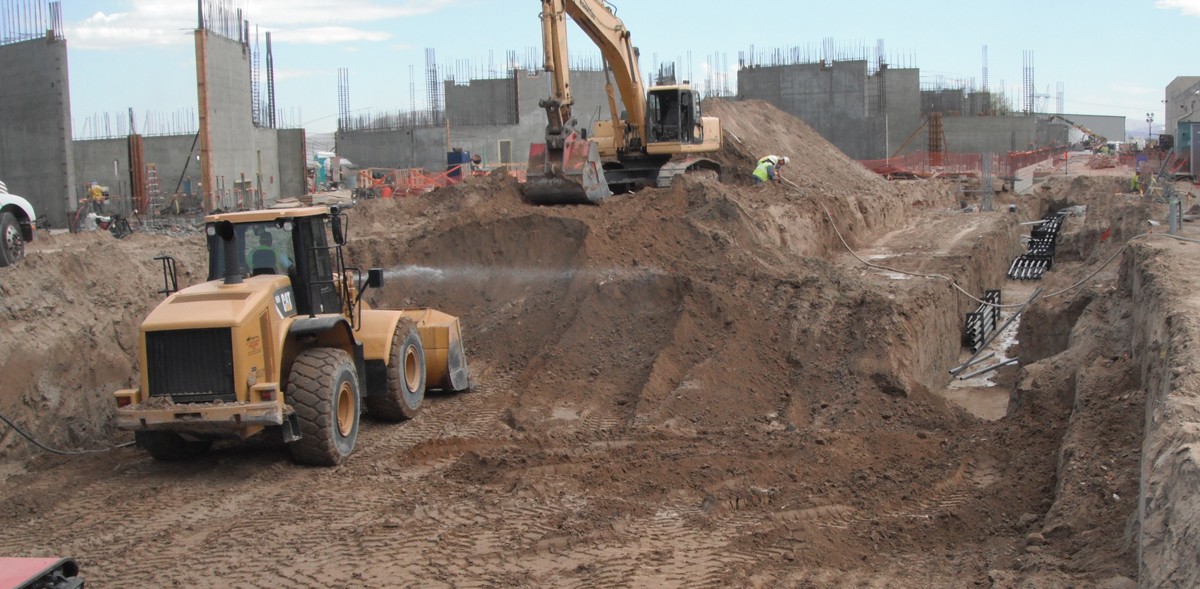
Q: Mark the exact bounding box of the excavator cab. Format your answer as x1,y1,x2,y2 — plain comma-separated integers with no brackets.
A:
646,86,701,145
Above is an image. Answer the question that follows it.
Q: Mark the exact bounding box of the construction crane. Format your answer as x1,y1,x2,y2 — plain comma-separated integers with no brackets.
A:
1046,114,1107,151
524,0,722,204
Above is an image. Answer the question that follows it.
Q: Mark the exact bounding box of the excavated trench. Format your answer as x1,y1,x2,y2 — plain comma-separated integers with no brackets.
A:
3,98,1194,585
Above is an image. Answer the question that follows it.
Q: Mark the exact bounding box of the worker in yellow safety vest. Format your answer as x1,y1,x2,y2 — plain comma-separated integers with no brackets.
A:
754,155,789,184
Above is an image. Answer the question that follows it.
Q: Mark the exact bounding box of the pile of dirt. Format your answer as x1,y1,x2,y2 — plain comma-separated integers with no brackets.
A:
347,102,967,440
1087,154,1118,169
0,99,1152,587
0,230,206,456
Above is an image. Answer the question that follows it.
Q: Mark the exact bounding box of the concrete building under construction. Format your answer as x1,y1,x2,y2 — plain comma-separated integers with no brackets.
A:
335,44,1125,179
0,0,305,228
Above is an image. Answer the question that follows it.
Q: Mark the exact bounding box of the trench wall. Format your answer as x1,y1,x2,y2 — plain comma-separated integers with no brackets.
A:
1125,241,1200,588
905,214,1025,393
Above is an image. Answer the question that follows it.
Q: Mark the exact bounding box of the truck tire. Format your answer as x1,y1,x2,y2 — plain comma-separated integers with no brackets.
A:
135,431,212,461
366,322,426,421
0,212,23,267
287,347,361,466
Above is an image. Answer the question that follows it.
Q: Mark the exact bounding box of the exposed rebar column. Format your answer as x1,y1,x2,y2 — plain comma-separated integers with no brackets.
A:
0,0,62,45
266,32,275,129
981,152,995,212
337,67,350,132
1022,50,1035,115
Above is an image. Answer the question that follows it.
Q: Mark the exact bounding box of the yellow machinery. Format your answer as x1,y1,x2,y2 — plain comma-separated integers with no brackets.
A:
1046,114,1108,151
524,0,722,204
114,205,469,466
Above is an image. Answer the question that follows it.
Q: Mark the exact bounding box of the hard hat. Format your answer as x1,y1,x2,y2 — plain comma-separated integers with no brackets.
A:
780,156,790,165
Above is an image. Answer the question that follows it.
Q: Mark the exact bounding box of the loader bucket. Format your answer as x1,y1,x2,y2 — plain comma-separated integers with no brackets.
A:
398,308,471,391
523,133,612,204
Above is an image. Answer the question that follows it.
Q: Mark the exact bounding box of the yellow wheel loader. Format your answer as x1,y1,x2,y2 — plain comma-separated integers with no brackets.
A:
113,205,470,466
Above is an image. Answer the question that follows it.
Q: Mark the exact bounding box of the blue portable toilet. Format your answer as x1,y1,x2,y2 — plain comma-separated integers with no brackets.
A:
447,148,471,180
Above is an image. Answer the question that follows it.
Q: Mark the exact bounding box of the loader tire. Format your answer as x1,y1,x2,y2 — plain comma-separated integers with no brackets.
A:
135,431,212,461
0,212,23,267
366,322,426,421
286,347,361,466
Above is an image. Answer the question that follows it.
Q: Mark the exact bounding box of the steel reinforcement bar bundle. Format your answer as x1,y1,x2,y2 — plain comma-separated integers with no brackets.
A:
1007,211,1068,280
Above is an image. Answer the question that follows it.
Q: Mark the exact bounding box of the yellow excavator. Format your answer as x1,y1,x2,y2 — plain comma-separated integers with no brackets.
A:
1046,114,1107,152
524,0,722,204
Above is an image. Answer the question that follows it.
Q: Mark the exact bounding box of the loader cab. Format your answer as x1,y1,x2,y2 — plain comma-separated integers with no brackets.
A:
205,211,344,316
646,86,702,145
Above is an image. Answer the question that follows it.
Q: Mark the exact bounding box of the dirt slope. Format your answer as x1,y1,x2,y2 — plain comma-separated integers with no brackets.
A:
0,101,1153,587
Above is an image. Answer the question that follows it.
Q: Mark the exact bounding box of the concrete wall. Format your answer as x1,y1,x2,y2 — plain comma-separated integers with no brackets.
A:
73,134,203,213
1166,76,1200,143
72,138,129,203
445,77,517,127
337,69,631,171
0,36,75,227
197,32,284,209
942,116,1041,154
739,61,924,160
1058,113,1126,144
872,67,923,159
337,127,449,172
276,128,307,198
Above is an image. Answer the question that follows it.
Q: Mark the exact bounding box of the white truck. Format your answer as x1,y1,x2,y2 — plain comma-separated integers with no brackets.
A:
0,180,36,267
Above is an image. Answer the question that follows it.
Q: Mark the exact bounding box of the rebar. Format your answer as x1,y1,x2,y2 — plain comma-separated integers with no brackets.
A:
0,0,62,46
959,357,1020,380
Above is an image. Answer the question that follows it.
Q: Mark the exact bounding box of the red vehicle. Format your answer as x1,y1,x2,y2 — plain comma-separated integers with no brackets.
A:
0,557,83,589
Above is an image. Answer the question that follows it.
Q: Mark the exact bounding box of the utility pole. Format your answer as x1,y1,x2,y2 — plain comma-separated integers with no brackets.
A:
1146,112,1155,144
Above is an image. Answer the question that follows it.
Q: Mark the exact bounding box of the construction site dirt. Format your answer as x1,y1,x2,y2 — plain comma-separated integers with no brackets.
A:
1,100,1195,588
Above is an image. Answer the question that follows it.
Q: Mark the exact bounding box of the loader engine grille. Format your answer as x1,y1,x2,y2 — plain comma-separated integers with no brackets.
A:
146,328,236,404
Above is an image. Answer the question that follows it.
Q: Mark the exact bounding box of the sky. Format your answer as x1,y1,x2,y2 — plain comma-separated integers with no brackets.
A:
55,0,1199,145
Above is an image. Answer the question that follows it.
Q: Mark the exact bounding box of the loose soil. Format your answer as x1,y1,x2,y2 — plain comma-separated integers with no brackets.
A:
0,100,1171,587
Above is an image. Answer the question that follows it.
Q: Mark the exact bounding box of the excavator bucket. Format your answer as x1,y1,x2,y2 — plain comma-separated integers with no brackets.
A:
523,133,611,204
398,308,471,392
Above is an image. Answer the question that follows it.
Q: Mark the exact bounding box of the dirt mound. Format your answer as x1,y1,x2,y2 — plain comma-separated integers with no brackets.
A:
0,231,206,456
349,157,966,440
0,100,1150,586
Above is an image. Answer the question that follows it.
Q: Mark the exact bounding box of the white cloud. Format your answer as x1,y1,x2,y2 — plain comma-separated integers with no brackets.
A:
1156,0,1200,16
271,68,321,81
66,0,454,50
270,26,390,45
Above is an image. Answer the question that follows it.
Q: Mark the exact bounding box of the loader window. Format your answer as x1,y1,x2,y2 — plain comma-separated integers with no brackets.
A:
206,222,296,279
292,216,341,316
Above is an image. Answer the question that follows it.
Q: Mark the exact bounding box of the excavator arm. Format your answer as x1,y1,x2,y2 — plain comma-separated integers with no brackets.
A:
540,0,646,150
1047,114,1106,148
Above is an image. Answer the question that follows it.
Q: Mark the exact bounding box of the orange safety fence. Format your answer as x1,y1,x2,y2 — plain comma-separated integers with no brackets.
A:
861,146,1069,179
